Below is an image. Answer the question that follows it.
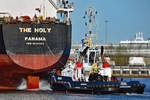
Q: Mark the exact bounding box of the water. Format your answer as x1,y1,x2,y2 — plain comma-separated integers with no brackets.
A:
0,92,150,100
0,78,150,100
17,78,27,90
17,79,51,90
49,93,150,100
48,78,150,100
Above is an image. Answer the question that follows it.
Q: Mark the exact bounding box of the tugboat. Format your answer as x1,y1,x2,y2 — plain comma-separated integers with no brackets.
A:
48,7,145,94
48,45,145,94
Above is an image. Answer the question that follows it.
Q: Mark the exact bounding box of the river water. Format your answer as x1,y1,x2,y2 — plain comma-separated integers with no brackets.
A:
0,78,150,100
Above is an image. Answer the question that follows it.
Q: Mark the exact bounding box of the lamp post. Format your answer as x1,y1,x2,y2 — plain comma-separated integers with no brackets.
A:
105,20,108,44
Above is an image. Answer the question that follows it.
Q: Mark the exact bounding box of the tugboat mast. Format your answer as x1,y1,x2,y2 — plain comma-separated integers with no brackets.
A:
83,7,97,48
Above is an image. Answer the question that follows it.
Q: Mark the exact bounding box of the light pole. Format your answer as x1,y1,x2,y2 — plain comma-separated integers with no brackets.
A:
105,20,108,44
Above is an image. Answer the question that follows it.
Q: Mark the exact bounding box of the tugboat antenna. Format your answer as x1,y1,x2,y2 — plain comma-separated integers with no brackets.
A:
83,7,97,48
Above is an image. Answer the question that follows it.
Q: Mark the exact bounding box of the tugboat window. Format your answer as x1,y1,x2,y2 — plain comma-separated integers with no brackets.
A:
84,54,88,63
96,52,100,60
89,52,95,65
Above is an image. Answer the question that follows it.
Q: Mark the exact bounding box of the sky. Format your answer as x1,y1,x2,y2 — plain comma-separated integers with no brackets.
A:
1,0,150,44
70,0,150,44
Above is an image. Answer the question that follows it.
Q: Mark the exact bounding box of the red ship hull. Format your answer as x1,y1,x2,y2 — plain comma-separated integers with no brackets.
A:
0,22,71,89
0,54,68,89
